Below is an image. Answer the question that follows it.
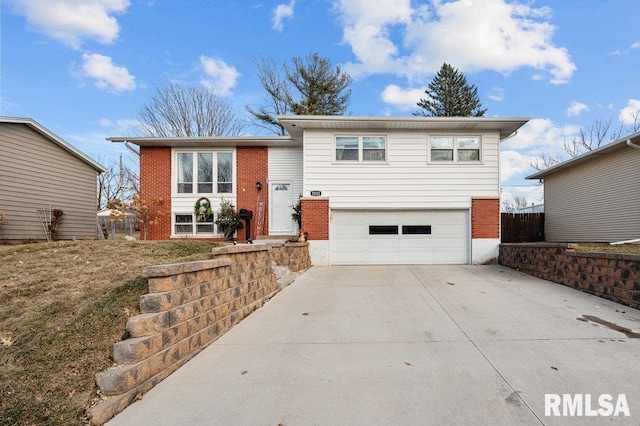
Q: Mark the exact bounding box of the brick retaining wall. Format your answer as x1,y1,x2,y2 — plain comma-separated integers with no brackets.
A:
89,243,310,424
499,243,640,310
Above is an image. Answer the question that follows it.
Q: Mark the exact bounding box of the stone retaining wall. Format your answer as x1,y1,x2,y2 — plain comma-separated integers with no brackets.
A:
89,243,310,425
499,243,640,310
268,242,312,272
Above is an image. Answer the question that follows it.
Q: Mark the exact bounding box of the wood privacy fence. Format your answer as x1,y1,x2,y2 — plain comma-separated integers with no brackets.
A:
501,213,545,243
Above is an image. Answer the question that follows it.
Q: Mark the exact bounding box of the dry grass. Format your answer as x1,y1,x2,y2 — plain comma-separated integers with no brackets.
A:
574,242,640,255
0,240,221,425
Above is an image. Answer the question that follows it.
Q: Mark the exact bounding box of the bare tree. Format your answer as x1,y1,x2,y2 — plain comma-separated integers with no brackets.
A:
97,154,139,210
246,56,293,135
502,196,529,213
138,83,245,137
530,115,640,172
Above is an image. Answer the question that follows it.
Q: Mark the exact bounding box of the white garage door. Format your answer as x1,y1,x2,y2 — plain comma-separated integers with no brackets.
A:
331,210,468,265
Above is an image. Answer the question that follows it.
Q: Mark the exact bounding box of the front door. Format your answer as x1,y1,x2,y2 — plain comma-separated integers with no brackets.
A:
270,182,293,234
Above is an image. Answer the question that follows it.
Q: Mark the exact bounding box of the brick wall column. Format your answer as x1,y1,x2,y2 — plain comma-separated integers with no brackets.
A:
139,147,172,240
236,147,268,241
472,198,500,239
300,198,329,240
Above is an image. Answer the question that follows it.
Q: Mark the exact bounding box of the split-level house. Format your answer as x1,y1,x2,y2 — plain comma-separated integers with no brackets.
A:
110,115,528,265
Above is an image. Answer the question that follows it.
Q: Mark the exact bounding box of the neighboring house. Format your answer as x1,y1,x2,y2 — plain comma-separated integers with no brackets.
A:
527,132,640,242
110,115,528,265
0,117,106,242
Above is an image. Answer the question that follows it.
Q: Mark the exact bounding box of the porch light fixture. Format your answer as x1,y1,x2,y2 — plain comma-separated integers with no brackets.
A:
256,181,262,191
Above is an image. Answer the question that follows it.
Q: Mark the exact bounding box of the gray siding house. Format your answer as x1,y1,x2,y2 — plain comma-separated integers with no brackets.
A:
527,132,640,242
0,117,106,242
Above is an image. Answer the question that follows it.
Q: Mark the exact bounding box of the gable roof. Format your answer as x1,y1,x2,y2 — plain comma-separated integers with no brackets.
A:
0,116,107,172
526,131,640,180
278,115,530,141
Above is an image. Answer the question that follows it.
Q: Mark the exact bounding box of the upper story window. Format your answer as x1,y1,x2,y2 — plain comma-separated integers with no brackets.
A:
176,151,233,194
335,135,387,163
430,136,481,162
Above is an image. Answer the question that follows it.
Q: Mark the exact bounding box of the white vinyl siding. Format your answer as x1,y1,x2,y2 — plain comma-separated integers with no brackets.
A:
331,210,468,265
268,147,303,234
544,147,640,242
303,130,500,209
0,123,99,241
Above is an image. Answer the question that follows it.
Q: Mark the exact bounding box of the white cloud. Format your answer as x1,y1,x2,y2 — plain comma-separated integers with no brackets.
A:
619,99,640,126
565,101,589,117
99,118,139,133
272,0,296,31
380,85,424,111
488,87,505,102
504,118,580,155
79,53,136,92
7,0,130,49
199,55,240,97
334,0,575,84
631,41,640,49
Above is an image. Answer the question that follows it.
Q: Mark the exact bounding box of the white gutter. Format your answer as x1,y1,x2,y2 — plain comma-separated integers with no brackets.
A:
125,141,140,156
627,139,640,150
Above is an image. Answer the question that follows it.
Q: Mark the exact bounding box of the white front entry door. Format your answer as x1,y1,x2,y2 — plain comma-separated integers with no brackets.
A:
270,182,293,234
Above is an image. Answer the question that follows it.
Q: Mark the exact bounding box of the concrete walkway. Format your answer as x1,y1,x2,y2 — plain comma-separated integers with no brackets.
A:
107,265,640,425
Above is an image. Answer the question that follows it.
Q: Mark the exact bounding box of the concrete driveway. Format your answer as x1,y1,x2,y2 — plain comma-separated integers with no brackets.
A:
107,265,640,425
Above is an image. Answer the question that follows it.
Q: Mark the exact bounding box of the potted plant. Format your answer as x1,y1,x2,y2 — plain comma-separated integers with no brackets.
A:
215,199,242,240
291,199,302,230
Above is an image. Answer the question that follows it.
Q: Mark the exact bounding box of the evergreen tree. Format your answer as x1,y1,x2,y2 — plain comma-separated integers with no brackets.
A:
248,53,352,134
287,52,352,116
415,63,486,117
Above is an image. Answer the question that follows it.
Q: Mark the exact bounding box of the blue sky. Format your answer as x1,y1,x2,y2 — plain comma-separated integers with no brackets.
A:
2,0,639,207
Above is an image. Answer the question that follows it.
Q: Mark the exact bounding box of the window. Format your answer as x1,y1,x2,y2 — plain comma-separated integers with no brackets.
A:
336,136,359,161
430,136,481,162
175,214,193,234
175,151,233,194
174,213,215,235
336,135,386,162
177,153,193,193
402,225,431,235
369,225,398,235
217,153,233,193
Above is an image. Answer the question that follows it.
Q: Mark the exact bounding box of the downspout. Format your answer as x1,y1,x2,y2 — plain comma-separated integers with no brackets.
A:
125,141,140,156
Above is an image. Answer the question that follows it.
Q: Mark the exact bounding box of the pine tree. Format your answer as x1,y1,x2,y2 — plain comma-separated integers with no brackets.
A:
415,63,486,117
287,52,352,116
247,53,352,134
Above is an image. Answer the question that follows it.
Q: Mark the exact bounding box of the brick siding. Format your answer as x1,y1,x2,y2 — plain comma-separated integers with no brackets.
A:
472,198,500,239
236,147,268,241
139,147,172,240
300,198,329,240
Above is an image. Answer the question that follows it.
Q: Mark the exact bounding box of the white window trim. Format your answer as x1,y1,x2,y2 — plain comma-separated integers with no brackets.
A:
171,212,222,238
428,134,483,164
333,134,388,164
172,149,236,197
